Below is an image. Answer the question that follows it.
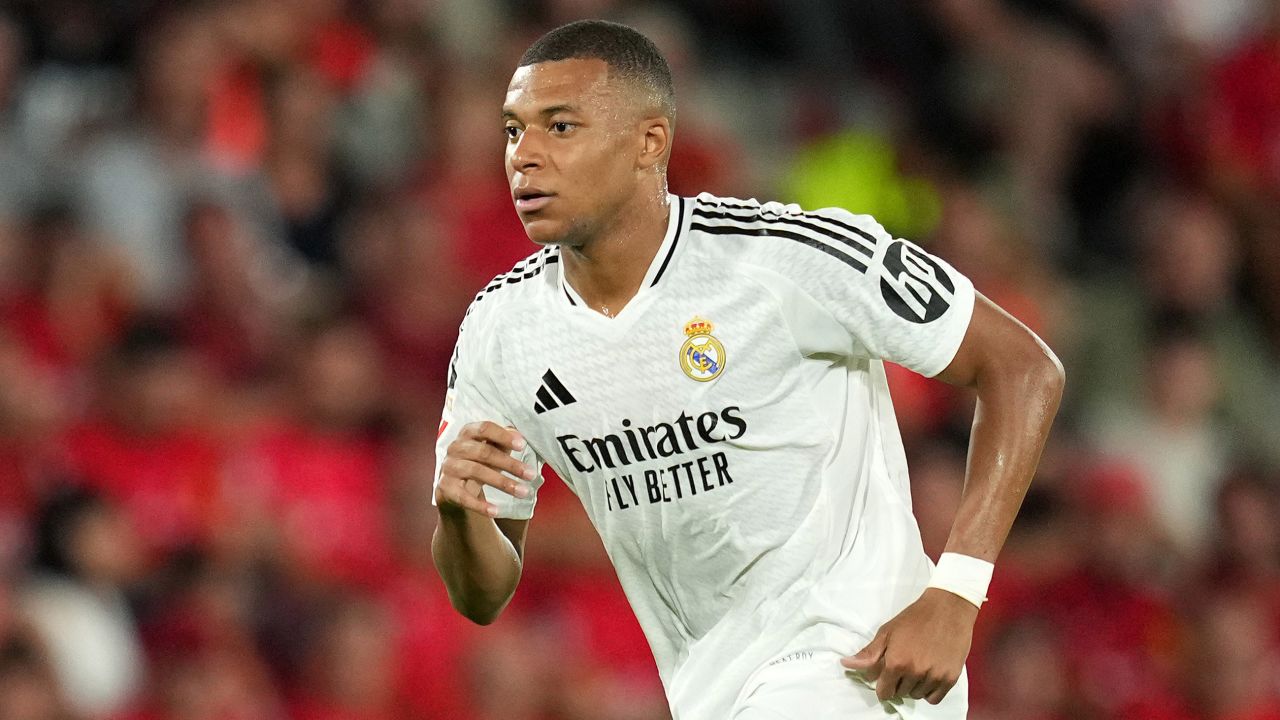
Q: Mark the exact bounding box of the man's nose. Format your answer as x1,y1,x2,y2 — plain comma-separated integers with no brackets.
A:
509,130,545,173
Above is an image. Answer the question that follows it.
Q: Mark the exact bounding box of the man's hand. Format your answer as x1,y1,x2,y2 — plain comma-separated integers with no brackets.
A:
840,588,979,705
436,421,537,518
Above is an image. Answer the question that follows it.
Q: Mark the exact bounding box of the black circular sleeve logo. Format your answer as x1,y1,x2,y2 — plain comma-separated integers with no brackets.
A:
878,240,954,324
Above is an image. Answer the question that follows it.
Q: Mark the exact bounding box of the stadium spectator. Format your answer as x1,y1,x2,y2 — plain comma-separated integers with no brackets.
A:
1184,592,1280,720
1085,323,1233,552
968,616,1070,720
288,593,403,720
236,318,394,587
59,320,222,561
1069,190,1280,472
21,489,145,717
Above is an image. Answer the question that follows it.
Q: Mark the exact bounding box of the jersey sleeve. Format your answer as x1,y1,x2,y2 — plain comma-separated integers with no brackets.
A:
434,309,544,519
765,204,975,377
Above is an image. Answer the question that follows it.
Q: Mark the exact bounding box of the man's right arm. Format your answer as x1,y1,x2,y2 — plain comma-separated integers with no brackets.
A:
432,421,538,625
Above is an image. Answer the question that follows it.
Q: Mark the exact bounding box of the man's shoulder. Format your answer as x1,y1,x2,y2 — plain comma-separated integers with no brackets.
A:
682,192,790,261
447,247,557,388
684,192,883,272
688,192,875,226
461,245,559,323
688,191,787,218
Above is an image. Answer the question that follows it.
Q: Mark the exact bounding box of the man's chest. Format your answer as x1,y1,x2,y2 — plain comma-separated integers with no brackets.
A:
496,282,830,524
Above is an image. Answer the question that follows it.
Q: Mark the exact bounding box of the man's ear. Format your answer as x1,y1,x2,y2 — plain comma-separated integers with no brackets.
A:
637,116,672,171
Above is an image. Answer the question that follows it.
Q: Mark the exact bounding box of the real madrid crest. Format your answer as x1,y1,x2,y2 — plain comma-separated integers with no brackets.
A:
679,316,726,382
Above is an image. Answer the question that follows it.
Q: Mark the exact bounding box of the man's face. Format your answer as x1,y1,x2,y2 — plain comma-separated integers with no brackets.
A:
503,58,647,246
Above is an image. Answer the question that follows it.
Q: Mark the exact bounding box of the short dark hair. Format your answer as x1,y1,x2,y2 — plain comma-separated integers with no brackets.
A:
519,19,675,120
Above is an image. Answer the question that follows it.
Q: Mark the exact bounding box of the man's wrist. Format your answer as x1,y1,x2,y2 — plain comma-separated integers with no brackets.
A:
926,552,994,610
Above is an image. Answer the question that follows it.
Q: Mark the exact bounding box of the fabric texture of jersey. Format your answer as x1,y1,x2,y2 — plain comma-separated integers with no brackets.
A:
435,193,976,720
732,650,916,720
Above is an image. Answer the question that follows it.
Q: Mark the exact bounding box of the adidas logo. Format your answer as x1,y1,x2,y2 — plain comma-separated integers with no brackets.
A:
533,369,576,414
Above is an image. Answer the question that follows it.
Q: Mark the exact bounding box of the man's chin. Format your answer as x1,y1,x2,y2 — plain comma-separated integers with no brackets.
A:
520,217,576,246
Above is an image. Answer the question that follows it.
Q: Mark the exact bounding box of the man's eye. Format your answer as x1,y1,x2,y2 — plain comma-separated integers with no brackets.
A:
504,126,521,139
551,122,573,133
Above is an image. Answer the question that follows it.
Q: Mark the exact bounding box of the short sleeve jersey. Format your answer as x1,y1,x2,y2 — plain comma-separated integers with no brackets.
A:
435,193,975,720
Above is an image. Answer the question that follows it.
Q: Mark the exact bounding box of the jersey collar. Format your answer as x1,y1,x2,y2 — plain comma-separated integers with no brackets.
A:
559,194,688,309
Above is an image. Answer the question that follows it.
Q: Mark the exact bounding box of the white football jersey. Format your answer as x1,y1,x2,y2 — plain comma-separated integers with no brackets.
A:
435,192,975,719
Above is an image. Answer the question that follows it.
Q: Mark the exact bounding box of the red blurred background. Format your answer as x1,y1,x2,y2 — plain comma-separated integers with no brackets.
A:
0,1,1279,719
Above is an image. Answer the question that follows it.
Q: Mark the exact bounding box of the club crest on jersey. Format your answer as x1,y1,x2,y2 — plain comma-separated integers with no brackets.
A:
679,316,726,382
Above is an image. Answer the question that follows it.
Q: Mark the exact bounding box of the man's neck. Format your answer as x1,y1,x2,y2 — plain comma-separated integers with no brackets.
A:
561,187,671,317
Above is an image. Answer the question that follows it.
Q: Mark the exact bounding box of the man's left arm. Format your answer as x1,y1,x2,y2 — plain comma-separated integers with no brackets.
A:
841,292,1065,705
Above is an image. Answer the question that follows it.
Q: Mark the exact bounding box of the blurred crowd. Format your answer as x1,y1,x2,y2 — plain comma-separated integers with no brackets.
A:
0,0,1278,719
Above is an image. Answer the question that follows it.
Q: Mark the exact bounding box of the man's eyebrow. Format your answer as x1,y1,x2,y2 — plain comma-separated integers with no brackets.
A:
538,104,578,117
502,104,579,121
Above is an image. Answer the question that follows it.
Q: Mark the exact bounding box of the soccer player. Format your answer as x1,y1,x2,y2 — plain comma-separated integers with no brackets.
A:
432,20,1064,720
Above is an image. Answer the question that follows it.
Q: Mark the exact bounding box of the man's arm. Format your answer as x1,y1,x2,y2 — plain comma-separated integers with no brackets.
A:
432,422,538,625
932,293,1065,562
842,292,1065,704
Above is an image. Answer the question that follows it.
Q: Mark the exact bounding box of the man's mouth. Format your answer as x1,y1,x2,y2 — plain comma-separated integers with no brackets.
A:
514,188,555,213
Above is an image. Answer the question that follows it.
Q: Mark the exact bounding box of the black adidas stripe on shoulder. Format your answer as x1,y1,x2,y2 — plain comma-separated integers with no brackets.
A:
469,247,559,307
693,198,876,259
702,198,759,212
690,220,869,273
799,207,880,255
478,249,556,294
690,201,870,274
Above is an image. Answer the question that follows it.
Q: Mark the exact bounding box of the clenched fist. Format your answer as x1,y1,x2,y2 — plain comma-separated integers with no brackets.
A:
841,588,978,705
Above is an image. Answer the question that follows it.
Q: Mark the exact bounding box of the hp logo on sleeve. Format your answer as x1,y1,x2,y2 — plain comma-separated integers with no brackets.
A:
878,240,954,324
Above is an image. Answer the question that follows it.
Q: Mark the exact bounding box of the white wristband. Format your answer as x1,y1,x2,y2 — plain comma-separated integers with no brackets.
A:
926,552,994,609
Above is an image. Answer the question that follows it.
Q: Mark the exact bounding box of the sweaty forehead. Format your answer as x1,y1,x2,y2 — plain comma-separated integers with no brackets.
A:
504,58,622,115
